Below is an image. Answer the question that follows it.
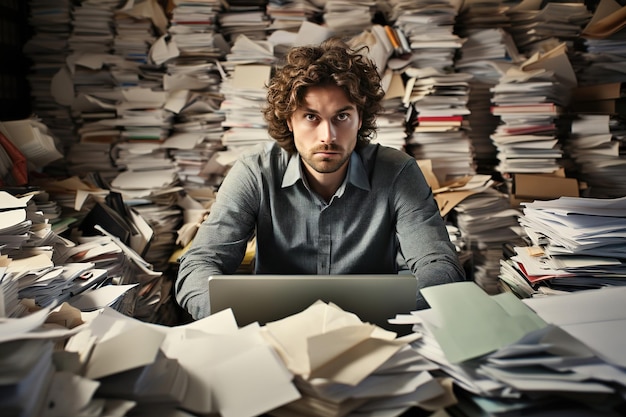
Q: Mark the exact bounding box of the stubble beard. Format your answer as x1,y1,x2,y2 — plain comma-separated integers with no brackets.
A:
304,144,350,174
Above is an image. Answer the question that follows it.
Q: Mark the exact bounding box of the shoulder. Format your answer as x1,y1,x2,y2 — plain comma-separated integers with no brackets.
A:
218,143,287,197
236,141,281,161
357,143,415,173
235,142,289,170
375,144,414,164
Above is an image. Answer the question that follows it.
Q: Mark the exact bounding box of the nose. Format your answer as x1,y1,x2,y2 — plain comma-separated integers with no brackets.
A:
320,120,337,143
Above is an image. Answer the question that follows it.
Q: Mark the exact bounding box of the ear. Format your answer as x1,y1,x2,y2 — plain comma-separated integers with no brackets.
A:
287,119,293,132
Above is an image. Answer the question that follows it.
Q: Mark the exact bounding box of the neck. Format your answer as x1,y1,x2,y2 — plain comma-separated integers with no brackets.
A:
303,164,348,202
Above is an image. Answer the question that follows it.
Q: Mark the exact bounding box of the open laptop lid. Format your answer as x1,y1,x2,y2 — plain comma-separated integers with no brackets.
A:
208,274,418,334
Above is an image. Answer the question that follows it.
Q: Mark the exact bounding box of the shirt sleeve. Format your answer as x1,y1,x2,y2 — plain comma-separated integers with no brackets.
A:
175,157,259,319
392,159,467,309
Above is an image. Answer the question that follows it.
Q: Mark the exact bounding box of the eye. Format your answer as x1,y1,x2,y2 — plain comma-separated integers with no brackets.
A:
304,113,318,122
336,113,349,122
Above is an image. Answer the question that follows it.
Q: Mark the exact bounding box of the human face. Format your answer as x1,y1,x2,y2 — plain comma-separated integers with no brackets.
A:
288,85,362,180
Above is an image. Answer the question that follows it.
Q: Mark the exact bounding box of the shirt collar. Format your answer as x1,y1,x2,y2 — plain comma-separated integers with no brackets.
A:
282,153,301,188
282,150,371,192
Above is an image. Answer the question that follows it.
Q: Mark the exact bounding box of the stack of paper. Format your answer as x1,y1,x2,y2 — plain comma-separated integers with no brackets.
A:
505,195,626,294
394,281,626,416
0,267,24,318
130,201,184,273
69,0,118,53
62,267,109,299
168,27,226,61
60,228,163,320
51,234,122,278
162,0,230,195
168,0,227,60
373,66,409,150
505,1,592,56
113,6,158,64
565,114,626,198
216,39,276,167
464,81,501,176
578,0,626,85
452,26,523,179
455,0,511,32
109,168,180,202
456,28,524,71
97,350,188,406
116,107,173,143
28,176,109,230
268,20,333,59
168,131,229,190
53,301,454,417
403,68,475,184
454,28,523,86
323,0,377,38
262,300,455,416
375,98,410,150
22,0,77,149
0,117,64,171
218,5,272,42
452,187,525,295
65,56,169,179
68,282,140,313
63,1,171,191
0,338,56,417
26,206,70,251
8,256,54,307
73,95,120,142
519,195,626,258
25,193,64,234
266,0,322,32
225,33,276,66
150,307,300,417
489,43,577,175
0,304,133,417
171,0,221,32
73,306,164,413
0,190,81,314
0,197,33,254
219,62,273,149
17,263,103,309
121,0,224,276
111,141,175,172
454,3,526,180
164,60,224,94
403,68,472,122
389,0,464,72
406,130,475,185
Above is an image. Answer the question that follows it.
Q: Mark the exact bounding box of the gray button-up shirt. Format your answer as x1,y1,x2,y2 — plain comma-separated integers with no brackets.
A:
176,141,465,319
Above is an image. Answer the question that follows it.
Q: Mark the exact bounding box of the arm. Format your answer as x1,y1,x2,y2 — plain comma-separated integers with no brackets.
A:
393,160,466,309
175,158,259,319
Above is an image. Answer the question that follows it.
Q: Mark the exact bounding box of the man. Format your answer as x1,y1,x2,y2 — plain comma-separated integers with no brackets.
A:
175,38,466,320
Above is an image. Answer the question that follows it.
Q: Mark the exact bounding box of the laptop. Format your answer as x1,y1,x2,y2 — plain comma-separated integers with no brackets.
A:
208,274,418,334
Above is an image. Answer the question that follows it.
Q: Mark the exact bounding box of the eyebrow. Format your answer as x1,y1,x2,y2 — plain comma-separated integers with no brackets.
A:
300,105,357,115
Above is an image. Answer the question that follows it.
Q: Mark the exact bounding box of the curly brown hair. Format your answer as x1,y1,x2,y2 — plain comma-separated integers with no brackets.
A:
262,37,385,154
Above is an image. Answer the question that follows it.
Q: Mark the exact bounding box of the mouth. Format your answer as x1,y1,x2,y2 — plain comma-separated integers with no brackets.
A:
314,151,340,159
314,145,341,156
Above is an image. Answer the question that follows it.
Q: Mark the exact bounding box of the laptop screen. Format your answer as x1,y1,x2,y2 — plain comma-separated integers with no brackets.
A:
208,274,418,334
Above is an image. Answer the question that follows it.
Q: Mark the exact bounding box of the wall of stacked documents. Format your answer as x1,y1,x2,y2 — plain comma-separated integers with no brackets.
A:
0,0,625,323
1,0,626,416
0,0,624,320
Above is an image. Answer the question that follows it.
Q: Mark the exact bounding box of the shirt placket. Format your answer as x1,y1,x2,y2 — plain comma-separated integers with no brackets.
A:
317,207,332,274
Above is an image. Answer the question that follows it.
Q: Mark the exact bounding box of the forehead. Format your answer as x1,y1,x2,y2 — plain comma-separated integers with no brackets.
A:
298,85,355,110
